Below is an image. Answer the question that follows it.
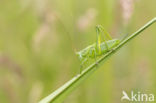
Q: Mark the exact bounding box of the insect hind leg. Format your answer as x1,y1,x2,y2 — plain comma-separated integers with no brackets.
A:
97,25,112,40
96,25,110,53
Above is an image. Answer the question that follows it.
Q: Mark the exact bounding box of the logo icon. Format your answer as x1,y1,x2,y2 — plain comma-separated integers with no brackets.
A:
121,91,130,101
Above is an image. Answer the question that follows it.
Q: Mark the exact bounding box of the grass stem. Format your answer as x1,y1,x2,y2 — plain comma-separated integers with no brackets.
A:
39,17,156,103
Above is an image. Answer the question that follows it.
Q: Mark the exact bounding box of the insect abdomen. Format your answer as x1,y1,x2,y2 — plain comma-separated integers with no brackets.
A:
100,39,120,54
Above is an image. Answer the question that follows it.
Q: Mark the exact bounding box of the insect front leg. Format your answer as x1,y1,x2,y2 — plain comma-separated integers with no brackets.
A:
79,58,88,74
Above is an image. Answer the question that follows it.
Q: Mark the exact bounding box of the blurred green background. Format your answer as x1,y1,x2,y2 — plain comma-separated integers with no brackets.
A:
0,0,156,103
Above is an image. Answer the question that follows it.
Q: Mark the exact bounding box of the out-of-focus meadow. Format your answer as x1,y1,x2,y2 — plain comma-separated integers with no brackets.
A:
0,0,156,103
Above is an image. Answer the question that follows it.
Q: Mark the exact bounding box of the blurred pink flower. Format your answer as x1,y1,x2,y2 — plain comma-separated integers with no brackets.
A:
120,0,134,25
77,8,97,31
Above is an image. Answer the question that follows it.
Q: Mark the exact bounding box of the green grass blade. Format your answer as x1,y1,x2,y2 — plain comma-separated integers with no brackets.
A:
39,17,156,103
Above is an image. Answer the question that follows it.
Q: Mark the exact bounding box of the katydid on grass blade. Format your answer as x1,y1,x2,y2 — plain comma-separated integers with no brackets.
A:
76,25,120,73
